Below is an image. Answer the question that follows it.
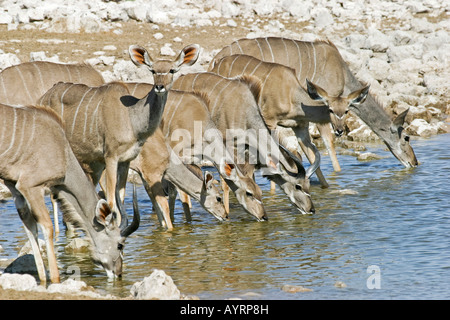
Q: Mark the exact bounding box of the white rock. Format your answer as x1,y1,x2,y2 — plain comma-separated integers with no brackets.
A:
227,19,237,27
153,32,163,40
130,269,181,300
281,0,312,20
406,118,438,137
364,28,390,52
311,7,334,28
47,278,87,294
147,10,170,24
0,53,21,71
367,57,391,81
160,45,175,56
423,72,449,96
0,273,37,291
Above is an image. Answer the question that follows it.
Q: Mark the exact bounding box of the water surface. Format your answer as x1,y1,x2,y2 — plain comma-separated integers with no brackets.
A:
1,133,449,299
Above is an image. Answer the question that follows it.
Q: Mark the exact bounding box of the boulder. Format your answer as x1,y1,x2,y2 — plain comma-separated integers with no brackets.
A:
130,269,181,300
0,273,38,291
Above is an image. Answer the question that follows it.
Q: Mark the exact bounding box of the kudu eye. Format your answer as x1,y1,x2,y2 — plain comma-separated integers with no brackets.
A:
404,135,410,142
216,196,222,203
295,184,302,191
329,109,334,114
117,243,124,251
169,69,176,74
246,191,253,197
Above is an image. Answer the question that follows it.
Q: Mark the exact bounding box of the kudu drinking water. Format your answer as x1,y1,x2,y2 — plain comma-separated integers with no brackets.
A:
0,61,105,232
172,72,317,215
130,124,227,229
134,85,267,221
37,44,200,225
210,37,418,169
125,82,226,229
0,103,139,284
210,54,370,187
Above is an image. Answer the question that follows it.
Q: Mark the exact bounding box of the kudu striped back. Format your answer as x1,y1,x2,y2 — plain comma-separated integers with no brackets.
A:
37,44,201,224
211,37,418,168
158,86,267,221
0,61,104,106
172,72,316,215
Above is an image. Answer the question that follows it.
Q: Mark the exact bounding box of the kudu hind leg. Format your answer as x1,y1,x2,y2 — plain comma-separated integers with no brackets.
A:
20,186,60,283
7,181,59,284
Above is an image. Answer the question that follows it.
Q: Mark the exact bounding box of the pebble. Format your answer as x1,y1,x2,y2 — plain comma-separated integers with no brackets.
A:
281,284,313,293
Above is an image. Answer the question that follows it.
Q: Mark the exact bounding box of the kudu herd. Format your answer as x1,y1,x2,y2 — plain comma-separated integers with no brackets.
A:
0,35,418,283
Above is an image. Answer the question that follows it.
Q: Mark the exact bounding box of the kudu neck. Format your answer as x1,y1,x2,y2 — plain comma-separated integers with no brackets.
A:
128,88,167,142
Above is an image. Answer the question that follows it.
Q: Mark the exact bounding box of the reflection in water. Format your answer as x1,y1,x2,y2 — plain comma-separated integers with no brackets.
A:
1,134,449,299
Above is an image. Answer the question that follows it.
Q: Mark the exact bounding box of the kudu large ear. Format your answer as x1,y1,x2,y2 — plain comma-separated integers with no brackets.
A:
348,85,370,106
203,171,214,190
173,44,201,71
390,108,409,134
129,45,154,68
95,199,115,228
305,78,329,104
219,162,239,181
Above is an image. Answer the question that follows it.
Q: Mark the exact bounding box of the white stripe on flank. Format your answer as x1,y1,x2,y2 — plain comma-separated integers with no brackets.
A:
0,75,9,105
10,108,26,161
82,89,98,141
228,55,240,78
0,107,17,158
255,39,264,61
60,84,75,119
164,93,184,139
265,37,274,62
211,79,231,116
235,40,243,54
71,87,92,136
0,107,7,149
293,40,302,80
249,61,262,77
311,42,317,82
281,38,289,66
32,63,45,97
16,66,34,103
64,65,73,82
241,57,253,76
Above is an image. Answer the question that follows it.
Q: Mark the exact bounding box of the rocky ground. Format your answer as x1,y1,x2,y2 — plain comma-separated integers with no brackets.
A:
0,0,449,299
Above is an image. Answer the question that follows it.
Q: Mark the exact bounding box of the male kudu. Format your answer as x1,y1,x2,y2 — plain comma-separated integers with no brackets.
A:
0,103,139,284
210,37,418,169
37,44,200,226
172,72,317,215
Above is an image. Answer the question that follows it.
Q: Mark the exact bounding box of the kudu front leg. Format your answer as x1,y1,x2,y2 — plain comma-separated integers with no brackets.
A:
293,125,329,188
316,123,341,172
104,158,122,225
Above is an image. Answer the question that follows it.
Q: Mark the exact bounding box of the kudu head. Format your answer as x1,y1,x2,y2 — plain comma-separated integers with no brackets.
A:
385,108,418,167
218,161,267,221
261,146,318,215
199,171,228,221
129,44,200,95
305,79,370,137
91,185,140,278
